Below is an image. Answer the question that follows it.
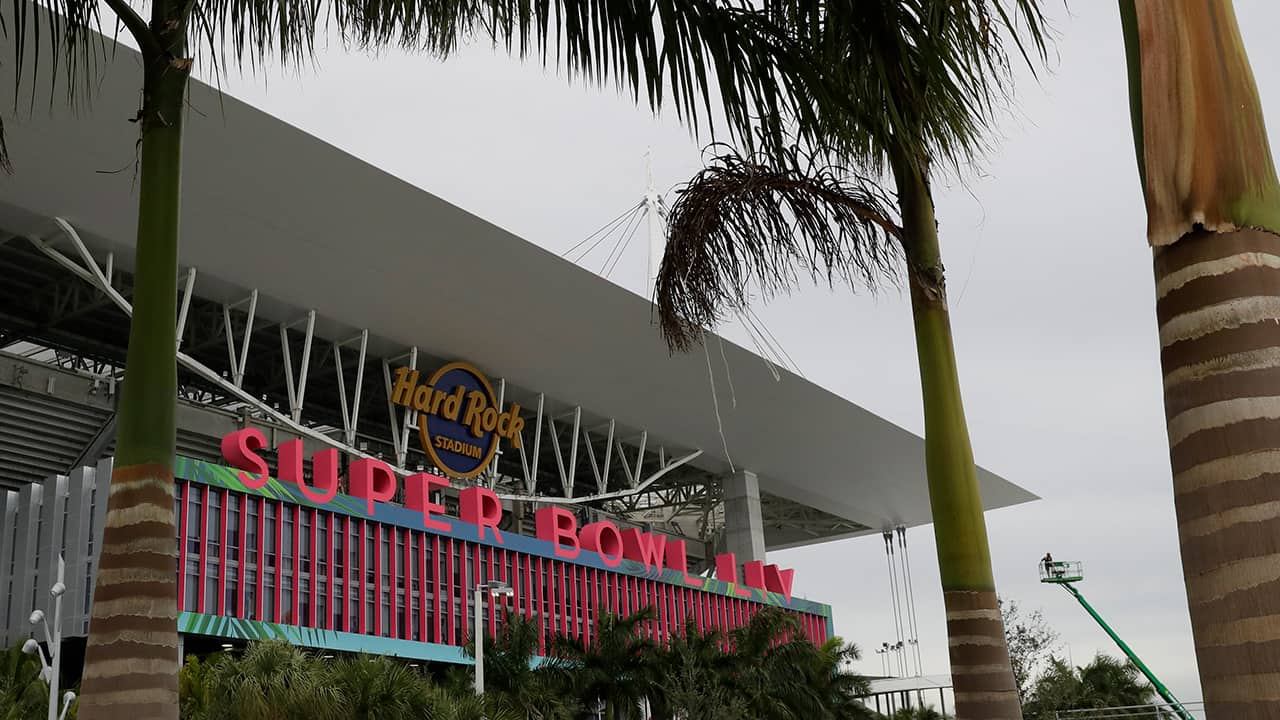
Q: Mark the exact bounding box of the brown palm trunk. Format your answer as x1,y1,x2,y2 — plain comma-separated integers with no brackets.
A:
1155,227,1280,718
1121,2,1280,716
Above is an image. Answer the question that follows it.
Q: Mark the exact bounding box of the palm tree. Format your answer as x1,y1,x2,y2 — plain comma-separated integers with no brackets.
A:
1117,3,1280,716
653,3,1048,718
0,642,47,720
726,605,842,720
1023,654,1153,720
550,608,657,720
648,620,742,720
464,613,577,719
0,1,835,715
178,655,214,720
203,640,340,720
325,654,433,720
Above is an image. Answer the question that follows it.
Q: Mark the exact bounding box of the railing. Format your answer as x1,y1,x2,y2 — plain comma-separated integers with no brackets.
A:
1039,560,1083,583
1054,701,1206,720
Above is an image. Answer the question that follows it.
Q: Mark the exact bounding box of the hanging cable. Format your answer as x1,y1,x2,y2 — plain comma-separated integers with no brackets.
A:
745,307,805,379
899,526,925,676
601,205,646,277
733,308,783,381
895,526,921,676
702,330,736,472
884,530,907,676
562,201,643,261
716,334,737,409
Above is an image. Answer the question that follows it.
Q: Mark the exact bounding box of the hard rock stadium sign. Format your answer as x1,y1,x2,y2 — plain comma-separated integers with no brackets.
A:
388,362,524,480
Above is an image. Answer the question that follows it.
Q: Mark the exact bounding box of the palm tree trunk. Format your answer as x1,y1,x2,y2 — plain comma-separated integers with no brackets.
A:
77,9,188,718
892,151,1022,720
1121,3,1280,716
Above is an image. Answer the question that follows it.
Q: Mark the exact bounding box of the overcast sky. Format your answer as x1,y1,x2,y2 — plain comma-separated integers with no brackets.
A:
197,1,1280,703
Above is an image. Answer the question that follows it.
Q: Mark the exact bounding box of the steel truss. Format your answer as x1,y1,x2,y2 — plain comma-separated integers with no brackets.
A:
15,217,703,508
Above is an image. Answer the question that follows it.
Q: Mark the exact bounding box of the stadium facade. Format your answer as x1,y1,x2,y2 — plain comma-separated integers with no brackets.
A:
0,22,1035,668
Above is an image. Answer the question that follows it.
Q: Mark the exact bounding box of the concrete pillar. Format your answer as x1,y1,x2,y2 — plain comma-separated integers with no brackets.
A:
722,470,765,563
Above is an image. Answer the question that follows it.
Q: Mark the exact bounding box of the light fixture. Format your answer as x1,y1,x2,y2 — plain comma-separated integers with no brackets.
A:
221,643,233,650
29,610,44,625
409,663,419,668
322,654,334,660
49,582,65,599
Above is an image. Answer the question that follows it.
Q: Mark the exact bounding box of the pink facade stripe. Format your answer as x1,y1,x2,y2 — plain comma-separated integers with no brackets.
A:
447,538,456,645
418,532,428,642
310,508,318,629
217,491,228,615
326,513,335,630
488,546,497,637
432,536,442,644
536,557,546,656
238,494,248,617
197,485,208,614
272,502,283,623
560,563,571,640
403,529,413,639
177,483,189,611
292,504,301,626
374,523,383,637
345,517,355,633
459,543,469,645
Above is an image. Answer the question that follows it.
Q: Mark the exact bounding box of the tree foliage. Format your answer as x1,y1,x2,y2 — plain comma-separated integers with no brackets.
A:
1000,598,1059,704
1023,654,1155,720
176,606,876,720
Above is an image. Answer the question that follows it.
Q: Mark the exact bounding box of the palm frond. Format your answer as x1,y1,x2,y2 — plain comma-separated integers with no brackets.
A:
782,0,1051,174
656,144,901,350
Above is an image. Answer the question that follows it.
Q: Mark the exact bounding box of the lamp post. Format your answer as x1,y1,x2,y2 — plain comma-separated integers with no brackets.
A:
473,580,514,696
22,555,74,720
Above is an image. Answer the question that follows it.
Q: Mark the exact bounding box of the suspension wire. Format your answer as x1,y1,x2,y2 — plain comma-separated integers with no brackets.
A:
562,201,643,260
602,207,645,279
733,308,783,381
702,330,735,473
884,530,907,676
600,204,646,277
899,526,925,676
745,306,805,379
738,307,789,372
716,334,737,409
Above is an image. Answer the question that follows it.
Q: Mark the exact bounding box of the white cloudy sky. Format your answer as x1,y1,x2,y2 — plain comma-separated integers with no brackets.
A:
197,0,1280,703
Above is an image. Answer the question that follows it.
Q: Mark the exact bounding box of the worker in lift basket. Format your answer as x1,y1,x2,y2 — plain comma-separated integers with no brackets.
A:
1042,552,1054,577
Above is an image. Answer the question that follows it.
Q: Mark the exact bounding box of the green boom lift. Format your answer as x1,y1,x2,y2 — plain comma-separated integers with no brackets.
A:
1039,560,1195,720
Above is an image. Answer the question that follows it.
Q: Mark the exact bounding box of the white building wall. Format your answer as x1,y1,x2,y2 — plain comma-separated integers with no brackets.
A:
0,460,112,645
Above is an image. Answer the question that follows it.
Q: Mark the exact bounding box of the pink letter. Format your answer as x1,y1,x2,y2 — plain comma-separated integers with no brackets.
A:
664,539,702,586
580,521,624,567
405,473,451,531
715,553,754,597
348,458,397,514
764,564,796,602
460,486,504,543
743,560,767,590
221,429,270,489
621,529,666,571
535,506,580,559
276,440,338,505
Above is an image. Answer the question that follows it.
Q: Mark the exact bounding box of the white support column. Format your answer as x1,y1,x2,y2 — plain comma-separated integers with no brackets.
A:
9,484,41,636
37,474,68,629
63,465,96,638
723,469,766,563
0,491,18,645
87,458,113,621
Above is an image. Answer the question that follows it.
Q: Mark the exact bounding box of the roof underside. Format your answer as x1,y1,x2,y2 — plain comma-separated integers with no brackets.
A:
0,31,1036,544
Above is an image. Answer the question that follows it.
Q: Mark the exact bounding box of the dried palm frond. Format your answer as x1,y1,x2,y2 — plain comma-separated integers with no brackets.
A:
656,144,902,351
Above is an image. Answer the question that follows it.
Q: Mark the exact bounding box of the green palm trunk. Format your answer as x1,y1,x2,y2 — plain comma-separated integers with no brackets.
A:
77,6,188,718
894,152,1022,720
